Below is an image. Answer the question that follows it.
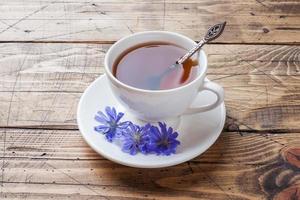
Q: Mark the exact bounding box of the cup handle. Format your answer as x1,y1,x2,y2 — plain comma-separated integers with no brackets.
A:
183,80,224,115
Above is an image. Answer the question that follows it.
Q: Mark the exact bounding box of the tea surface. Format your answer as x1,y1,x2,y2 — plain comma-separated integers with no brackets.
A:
113,42,198,90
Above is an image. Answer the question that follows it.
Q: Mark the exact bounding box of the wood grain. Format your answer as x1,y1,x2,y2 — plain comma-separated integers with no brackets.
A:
0,43,299,131
0,1,299,199
0,0,299,43
1,43,299,92
1,129,300,199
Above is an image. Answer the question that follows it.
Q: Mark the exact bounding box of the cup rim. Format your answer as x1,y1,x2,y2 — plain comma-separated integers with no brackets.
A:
104,31,207,94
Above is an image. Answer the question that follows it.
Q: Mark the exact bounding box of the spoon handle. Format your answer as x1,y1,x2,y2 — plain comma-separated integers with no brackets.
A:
176,39,206,65
176,21,227,65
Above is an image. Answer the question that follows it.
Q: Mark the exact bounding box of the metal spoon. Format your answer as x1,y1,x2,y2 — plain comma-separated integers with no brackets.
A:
148,21,227,89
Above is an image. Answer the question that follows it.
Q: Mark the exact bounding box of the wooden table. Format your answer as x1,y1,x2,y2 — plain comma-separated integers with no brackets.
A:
0,1,299,199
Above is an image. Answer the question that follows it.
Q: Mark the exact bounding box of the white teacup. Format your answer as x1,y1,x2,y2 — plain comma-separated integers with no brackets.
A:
104,31,224,123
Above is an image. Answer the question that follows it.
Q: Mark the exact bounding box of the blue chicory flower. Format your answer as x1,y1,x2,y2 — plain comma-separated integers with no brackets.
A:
94,107,181,156
148,122,180,155
94,106,130,142
121,123,151,155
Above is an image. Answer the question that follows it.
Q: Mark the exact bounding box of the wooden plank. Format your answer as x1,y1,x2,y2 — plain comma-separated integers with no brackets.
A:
0,43,299,131
0,0,299,43
0,43,106,92
0,182,247,200
1,129,284,164
1,76,300,131
0,43,299,92
1,129,300,199
0,92,80,129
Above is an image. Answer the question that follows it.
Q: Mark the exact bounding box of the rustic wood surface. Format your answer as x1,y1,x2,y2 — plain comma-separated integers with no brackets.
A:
0,0,299,199
0,0,299,44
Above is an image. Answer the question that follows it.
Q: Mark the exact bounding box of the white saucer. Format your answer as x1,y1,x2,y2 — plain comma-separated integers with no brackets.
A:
77,75,226,168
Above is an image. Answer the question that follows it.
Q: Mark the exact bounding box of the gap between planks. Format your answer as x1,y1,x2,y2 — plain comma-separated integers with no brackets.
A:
1,126,300,134
0,41,298,46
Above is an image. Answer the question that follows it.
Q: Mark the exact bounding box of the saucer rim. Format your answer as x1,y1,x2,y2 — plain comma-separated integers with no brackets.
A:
77,74,226,168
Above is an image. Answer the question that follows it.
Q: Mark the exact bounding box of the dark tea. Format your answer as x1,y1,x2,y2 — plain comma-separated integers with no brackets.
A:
112,42,198,90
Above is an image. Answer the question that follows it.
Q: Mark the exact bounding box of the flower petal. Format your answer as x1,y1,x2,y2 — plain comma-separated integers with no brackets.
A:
139,143,149,154
115,129,126,138
118,121,131,129
170,132,179,139
158,122,167,135
167,127,173,136
116,112,124,123
94,125,110,133
149,126,161,141
111,107,117,118
105,130,115,142
105,106,116,121
122,142,138,155
95,111,109,123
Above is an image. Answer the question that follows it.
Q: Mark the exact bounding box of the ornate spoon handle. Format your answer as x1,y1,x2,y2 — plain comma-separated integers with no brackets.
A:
176,21,226,65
